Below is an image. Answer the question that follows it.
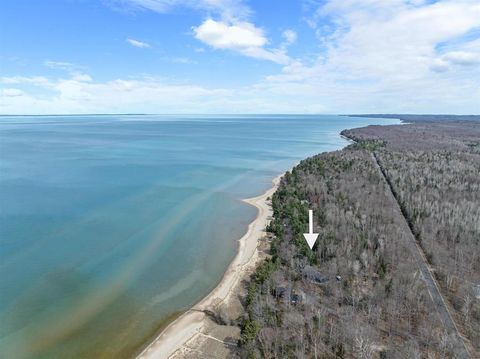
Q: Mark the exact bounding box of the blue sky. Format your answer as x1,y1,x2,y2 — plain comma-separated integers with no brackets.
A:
1,0,479,114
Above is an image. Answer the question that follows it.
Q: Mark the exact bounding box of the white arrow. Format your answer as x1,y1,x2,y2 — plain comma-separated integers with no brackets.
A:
303,209,319,250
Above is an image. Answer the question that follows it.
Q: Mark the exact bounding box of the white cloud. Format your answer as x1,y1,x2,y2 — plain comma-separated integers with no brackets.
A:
2,0,480,114
279,29,297,52
194,19,266,49
112,0,251,21
262,0,480,113
1,88,24,97
442,51,480,66
162,56,196,64
1,60,479,114
431,50,480,72
282,29,297,45
71,73,93,82
430,58,450,73
116,0,292,63
0,73,233,114
312,0,480,79
127,38,151,48
1,76,52,86
44,60,78,71
193,19,290,64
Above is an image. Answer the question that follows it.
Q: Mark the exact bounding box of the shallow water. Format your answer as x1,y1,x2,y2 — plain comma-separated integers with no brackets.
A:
0,115,398,358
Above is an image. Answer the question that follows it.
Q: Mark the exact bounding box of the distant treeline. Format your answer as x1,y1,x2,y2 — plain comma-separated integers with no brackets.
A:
347,114,480,122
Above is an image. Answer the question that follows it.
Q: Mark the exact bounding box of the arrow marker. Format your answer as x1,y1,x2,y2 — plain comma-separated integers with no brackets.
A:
303,209,319,250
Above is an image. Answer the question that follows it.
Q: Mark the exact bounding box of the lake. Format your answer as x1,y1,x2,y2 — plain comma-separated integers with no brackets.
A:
0,115,398,358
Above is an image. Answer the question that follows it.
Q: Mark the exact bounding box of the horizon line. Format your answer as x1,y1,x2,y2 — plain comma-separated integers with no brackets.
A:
0,113,478,117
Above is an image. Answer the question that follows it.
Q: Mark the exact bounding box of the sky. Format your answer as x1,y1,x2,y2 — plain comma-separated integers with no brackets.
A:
0,0,479,114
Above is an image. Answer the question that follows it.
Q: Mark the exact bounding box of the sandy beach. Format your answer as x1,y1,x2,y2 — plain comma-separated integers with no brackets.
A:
136,174,282,359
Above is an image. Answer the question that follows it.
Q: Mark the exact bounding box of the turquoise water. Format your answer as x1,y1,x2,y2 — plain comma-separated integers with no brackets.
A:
0,115,398,358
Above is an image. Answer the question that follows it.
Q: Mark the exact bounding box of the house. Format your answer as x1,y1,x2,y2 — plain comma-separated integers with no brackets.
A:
303,266,329,284
273,286,305,305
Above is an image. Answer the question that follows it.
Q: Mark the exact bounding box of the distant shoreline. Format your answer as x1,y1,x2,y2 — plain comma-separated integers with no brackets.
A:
136,174,282,359
347,114,480,122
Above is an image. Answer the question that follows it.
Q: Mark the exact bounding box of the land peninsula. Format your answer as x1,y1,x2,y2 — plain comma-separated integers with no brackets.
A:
139,115,480,359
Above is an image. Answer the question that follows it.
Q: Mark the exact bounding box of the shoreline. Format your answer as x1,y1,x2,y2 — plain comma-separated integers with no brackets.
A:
136,174,282,359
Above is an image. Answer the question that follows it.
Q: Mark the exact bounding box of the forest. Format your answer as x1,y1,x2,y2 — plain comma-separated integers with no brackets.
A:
235,119,480,358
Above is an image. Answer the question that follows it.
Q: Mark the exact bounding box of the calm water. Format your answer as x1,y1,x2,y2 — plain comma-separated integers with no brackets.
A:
0,115,398,358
